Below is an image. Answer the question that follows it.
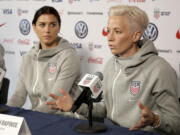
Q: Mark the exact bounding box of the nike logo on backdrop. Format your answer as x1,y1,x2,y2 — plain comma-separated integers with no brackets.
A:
0,23,6,27
102,28,108,36
176,28,180,39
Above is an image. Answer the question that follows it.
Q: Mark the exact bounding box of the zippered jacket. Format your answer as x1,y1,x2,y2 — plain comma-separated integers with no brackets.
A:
7,37,82,115
79,39,180,135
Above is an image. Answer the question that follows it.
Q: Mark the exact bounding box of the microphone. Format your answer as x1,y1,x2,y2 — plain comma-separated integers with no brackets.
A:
72,72,107,133
70,72,103,113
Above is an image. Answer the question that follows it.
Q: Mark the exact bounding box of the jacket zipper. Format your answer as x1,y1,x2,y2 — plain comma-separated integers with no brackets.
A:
32,50,41,95
111,67,121,120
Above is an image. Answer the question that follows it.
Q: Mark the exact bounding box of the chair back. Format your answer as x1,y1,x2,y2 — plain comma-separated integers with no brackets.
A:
0,77,10,104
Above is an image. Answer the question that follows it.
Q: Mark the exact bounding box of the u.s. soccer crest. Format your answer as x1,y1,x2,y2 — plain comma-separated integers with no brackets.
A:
93,82,101,93
130,81,140,96
48,63,57,74
154,8,160,19
83,76,93,85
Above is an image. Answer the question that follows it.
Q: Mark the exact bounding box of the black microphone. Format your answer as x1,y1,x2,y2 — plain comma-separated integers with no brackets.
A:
70,72,103,113
72,72,107,133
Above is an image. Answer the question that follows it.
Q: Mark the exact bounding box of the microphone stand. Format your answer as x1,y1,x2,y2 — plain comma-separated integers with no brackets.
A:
88,97,93,127
74,92,107,133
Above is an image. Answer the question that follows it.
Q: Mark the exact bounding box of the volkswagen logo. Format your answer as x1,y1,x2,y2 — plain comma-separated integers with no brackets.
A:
75,21,88,39
19,19,31,35
143,22,158,41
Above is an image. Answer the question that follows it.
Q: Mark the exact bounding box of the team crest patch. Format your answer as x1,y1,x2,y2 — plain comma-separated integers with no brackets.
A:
130,81,140,96
83,76,93,85
48,63,57,74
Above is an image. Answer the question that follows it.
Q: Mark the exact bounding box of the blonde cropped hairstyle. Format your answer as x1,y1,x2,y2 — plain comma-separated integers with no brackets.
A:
108,5,149,34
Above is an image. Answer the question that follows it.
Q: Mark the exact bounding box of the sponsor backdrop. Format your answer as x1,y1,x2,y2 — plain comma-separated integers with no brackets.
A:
0,0,180,108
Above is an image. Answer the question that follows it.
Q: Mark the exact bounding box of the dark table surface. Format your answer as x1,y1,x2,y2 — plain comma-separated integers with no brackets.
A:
0,105,164,135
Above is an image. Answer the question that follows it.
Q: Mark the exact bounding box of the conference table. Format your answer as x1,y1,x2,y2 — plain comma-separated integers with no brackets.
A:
0,105,164,135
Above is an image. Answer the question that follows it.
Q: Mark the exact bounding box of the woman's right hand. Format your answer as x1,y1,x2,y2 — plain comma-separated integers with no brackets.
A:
46,88,73,112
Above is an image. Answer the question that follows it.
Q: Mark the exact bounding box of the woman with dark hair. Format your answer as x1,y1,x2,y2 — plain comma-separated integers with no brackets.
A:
7,6,82,117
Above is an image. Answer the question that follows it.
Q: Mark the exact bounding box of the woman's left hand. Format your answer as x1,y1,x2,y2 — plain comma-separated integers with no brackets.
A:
129,101,155,131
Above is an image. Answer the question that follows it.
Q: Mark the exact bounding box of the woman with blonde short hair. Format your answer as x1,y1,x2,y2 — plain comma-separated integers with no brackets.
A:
47,5,180,135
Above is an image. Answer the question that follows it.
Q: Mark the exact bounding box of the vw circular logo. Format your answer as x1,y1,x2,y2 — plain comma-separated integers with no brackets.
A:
75,21,88,39
143,23,158,41
19,19,31,35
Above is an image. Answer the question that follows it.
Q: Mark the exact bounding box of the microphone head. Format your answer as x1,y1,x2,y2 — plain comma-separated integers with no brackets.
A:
94,72,103,81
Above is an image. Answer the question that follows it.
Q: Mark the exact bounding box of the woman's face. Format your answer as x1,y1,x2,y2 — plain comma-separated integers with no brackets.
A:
33,14,60,49
107,16,140,57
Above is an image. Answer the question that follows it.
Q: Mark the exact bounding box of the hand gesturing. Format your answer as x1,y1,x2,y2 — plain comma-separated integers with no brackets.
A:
46,88,73,112
130,102,155,131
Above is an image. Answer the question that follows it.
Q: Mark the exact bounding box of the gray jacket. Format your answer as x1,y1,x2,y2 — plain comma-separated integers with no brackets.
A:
79,39,180,135
7,37,82,115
